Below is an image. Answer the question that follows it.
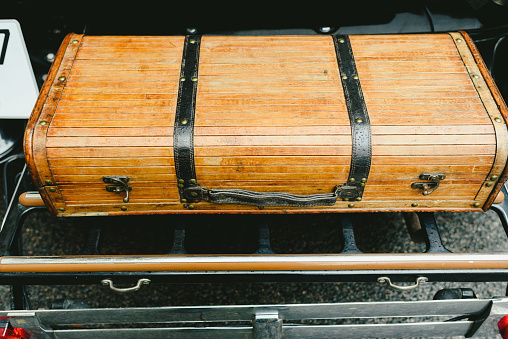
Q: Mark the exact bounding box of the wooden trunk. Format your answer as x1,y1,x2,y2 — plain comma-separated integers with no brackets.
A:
24,32,508,216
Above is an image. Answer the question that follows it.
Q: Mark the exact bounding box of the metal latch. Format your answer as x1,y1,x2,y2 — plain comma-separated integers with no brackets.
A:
411,173,445,195
103,176,132,203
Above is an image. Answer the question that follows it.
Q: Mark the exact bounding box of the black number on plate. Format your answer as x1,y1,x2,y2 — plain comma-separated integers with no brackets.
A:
0,29,10,65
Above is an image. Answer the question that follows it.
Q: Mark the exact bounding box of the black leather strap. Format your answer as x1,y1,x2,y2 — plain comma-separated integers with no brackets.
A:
174,35,201,202
333,35,372,201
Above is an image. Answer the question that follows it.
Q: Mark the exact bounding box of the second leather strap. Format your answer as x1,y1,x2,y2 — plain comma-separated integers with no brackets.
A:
333,35,372,201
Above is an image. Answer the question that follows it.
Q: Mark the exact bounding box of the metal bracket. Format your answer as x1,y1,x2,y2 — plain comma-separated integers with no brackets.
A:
103,176,132,203
411,173,446,195
101,278,150,293
378,276,428,291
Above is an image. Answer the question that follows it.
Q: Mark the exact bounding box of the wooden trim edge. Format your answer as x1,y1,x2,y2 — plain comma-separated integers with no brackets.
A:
459,31,508,211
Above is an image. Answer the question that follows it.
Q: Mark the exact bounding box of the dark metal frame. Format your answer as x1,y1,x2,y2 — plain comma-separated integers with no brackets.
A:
2,162,508,311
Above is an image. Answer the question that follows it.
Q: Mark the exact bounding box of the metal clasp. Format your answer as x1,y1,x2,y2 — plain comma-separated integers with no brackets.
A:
101,278,150,293
411,173,445,195
103,176,132,203
377,276,428,291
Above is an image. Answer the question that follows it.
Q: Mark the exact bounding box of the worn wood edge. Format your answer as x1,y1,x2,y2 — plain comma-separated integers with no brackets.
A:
24,33,84,215
23,33,75,188
458,31,508,210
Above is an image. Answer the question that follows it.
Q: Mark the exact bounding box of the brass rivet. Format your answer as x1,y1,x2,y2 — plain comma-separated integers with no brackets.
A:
361,178,367,183
456,38,463,43
189,179,197,184
180,77,186,82
343,198,349,201
189,39,196,44
180,119,188,125
353,75,359,80
356,197,362,201
181,199,187,203
72,40,79,44
359,183,365,187
48,187,56,192
356,118,363,123
473,202,481,207
338,38,345,43
411,202,419,207
486,182,494,187
491,175,499,181
45,180,53,185
348,203,355,208
472,74,480,79
188,205,195,210
39,120,47,126
58,76,66,81
191,76,198,82
59,207,66,212
178,183,184,188
178,179,184,183
349,178,355,183
495,117,502,123
341,75,348,80
121,206,127,211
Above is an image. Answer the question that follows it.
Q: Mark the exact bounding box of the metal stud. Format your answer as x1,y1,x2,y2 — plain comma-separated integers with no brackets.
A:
361,178,367,183
456,38,463,43
45,180,53,185
356,197,362,201
472,74,480,79
349,178,355,183
341,75,348,80
58,76,66,81
473,202,481,207
411,202,419,207
121,206,127,211
48,187,56,192
348,203,355,208
189,39,196,44
177,183,184,188
59,207,66,212
39,120,47,126
486,182,494,187
189,179,197,184
180,119,188,125
178,179,185,184
495,117,502,123
180,77,186,82
338,38,345,43
353,75,359,80
190,192,198,197
188,205,195,210
356,118,363,123
343,198,349,201
491,175,499,181
191,76,198,82
181,199,187,203
72,40,79,44
359,183,365,187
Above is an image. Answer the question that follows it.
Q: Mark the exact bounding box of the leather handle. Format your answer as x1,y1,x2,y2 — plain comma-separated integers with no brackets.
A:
196,188,339,207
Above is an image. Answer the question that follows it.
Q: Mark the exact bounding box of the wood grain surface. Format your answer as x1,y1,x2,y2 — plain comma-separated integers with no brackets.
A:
23,34,508,215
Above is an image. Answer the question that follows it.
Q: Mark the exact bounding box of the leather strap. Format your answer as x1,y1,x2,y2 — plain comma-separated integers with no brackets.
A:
174,35,201,202
184,186,340,207
333,35,372,201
